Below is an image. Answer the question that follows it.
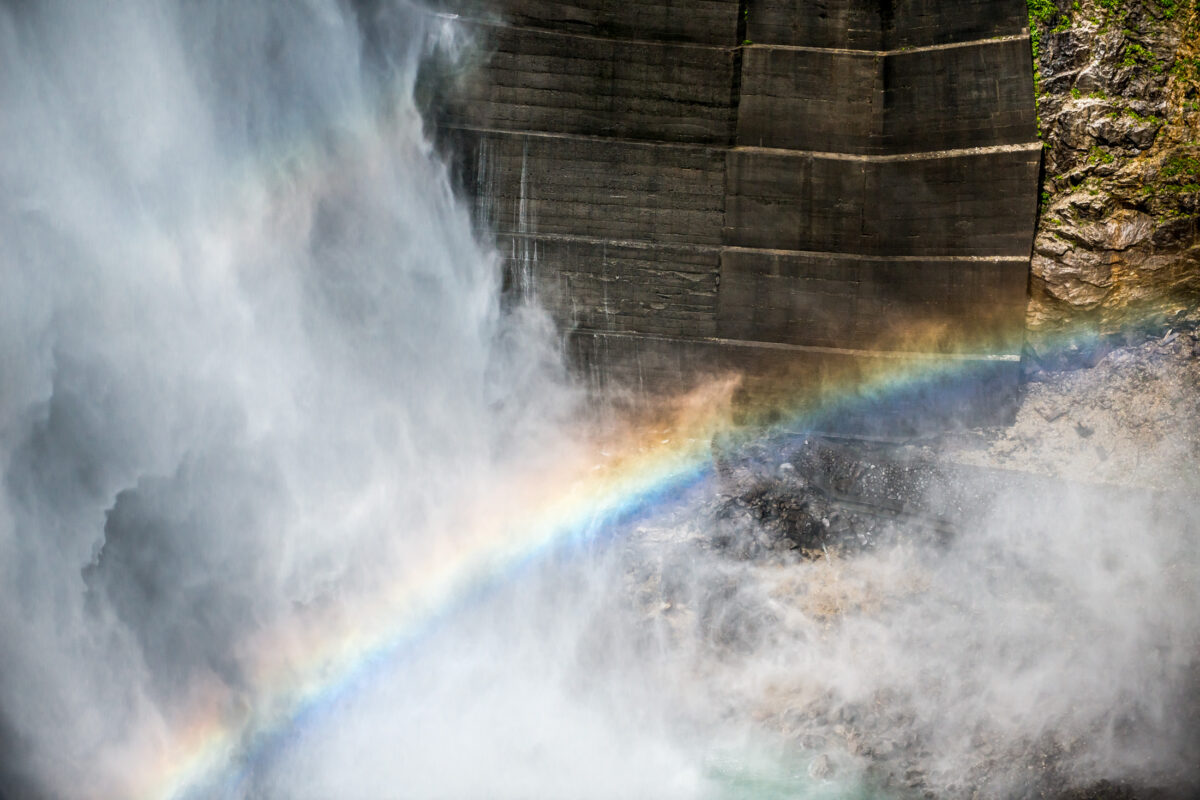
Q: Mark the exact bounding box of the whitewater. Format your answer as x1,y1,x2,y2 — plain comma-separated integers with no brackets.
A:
1,3,1197,799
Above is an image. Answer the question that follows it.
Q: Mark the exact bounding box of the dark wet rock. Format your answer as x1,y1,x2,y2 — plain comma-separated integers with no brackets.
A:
714,478,834,554
709,434,981,558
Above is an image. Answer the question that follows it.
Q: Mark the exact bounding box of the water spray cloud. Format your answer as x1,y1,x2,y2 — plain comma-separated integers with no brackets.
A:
1,2,1197,799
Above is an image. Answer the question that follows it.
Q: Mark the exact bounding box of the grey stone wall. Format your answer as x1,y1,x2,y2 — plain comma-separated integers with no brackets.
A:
426,0,1041,426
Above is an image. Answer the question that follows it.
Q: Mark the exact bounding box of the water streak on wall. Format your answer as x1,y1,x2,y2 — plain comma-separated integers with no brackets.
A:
426,0,1042,425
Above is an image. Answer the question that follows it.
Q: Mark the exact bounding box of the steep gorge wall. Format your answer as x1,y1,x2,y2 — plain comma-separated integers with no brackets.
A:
1027,0,1200,364
426,1,1041,424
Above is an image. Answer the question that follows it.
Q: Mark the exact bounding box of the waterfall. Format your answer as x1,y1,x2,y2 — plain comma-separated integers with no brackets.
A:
2,3,1198,799
0,2,603,796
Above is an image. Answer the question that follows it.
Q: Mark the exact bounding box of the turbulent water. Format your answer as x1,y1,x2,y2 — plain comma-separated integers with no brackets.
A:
1,2,1198,799
0,1,587,796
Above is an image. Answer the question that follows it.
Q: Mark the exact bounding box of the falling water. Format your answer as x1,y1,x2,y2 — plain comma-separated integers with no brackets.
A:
0,1,594,795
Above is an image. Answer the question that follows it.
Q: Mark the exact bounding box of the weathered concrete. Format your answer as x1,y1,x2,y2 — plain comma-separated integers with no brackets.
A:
746,0,1028,50
716,250,1029,350
723,146,1041,257
736,39,1037,154
425,0,1041,429
567,329,1022,434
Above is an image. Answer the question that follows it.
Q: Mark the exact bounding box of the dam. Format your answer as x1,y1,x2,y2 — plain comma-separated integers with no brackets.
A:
4,4,1198,798
426,0,1042,427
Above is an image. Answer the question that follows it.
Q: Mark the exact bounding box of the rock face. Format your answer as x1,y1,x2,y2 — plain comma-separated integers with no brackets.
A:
1028,0,1200,354
425,0,1041,427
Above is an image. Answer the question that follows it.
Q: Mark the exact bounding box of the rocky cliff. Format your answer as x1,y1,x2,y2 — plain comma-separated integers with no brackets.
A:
1028,0,1200,361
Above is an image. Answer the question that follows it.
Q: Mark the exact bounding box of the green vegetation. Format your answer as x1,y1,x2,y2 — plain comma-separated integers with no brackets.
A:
1139,154,1200,208
1027,0,1061,97
1098,0,1127,29
1096,0,1192,24
1027,0,1058,26
1122,42,1165,72
1154,0,1181,19
1144,181,1200,195
1089,145,1116,164
1129,107,1163,124
1161,153,1200,179
1106,104,1164,125
1172,56,1200,79
1027,0,1057,66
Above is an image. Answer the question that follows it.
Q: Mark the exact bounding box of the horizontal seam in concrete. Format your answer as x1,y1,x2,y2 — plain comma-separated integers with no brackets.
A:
732,142,1044,162
444,125,1042,161
450,15,738,51
720,245,1029,263
440,13,1028,58
570,328,1022,361
744,34,1030,58
504,232,720,254
496,232,1030,263
443,124,728,154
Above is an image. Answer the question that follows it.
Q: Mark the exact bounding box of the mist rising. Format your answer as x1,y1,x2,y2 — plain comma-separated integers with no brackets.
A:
0,3,1197,800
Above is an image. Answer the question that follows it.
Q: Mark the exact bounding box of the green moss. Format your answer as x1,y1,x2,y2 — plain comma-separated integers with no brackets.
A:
1155,0,1180,19
1139,155,1200,205
1026,0,1064,118
1108,105,1164,125
1122,42,1164,72
1161,154,1200,179
1089,146,1116,164
1172,57,1200,79
1027,0,1058,26
1098,0,1127,28
1027,0,1057,74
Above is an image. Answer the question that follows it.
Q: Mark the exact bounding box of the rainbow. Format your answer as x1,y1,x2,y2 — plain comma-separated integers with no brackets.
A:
96,26,1195,796
129,402,718,800
118,298,1200,799
113,310,1137,799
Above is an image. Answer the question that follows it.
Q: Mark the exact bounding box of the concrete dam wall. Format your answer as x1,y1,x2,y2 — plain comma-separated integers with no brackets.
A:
426,0,1042,427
